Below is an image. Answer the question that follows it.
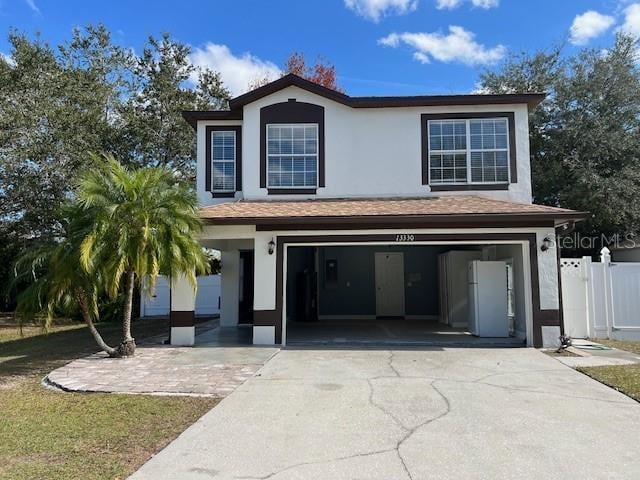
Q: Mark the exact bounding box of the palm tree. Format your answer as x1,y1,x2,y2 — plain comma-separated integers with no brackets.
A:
77,154,209,356
12,204,119,357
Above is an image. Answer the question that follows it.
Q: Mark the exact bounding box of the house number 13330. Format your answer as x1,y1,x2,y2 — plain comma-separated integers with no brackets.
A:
395,234,415,242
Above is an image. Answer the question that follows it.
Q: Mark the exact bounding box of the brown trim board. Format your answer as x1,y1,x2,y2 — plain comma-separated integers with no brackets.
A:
170,310,195,327
260,100,325,189
429,184,510,192
229,74,545,110
182,109,243,130
204,212,584,229
267,188,317,195
254,233,558,347
205,125,242,196
254,218,557,231
421,112,518,186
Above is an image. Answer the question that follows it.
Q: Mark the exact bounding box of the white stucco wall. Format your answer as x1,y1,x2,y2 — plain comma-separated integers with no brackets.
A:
536,229,559,310
170,275,197,311
170,275,197,346
253,231,278,311
195,86,533,206
196,120,242,207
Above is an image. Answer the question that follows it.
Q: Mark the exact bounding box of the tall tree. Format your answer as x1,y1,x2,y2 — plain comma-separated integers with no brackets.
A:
13,155,208,356
248,52,342,92
284,52,341,91
479,34,640,247
121,33,230,181
0,26,129,304
0,26,230,304
77,155,209,356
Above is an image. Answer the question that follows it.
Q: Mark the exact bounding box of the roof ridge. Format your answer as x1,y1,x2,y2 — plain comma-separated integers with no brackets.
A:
224,73,546,110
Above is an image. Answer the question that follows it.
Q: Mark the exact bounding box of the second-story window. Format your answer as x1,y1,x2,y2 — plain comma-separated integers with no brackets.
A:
267,124,318,188
211,130,236,192
428,118,509,185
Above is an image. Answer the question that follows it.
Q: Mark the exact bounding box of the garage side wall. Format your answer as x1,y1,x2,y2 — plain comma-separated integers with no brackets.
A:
494,244,527,339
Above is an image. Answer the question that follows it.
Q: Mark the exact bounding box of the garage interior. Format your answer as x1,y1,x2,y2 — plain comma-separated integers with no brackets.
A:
285,244,527,346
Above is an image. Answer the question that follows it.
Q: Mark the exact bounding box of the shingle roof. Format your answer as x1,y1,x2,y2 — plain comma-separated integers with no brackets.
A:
228,74,546,110
199,196,585,227
182,74,546,129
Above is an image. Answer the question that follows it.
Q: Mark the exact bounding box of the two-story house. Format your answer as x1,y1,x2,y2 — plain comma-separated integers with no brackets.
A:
174,74,585,348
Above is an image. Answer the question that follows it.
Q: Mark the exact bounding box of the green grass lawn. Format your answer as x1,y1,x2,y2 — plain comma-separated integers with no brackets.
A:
578,364,640,402
0,319,218,480
577,339,640,403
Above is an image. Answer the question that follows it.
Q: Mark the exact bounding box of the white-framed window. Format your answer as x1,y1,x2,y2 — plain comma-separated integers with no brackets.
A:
428,117,509,185
211,130,236,192
267,123,318,188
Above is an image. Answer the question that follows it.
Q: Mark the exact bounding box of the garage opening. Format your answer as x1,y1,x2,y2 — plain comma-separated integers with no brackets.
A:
284,244,528,346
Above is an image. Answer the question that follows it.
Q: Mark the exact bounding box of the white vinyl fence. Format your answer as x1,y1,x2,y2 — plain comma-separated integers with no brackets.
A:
139,275,221,317
561,248,640,341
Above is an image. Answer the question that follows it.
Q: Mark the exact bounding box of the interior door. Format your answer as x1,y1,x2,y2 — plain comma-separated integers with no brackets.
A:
375,252,405,317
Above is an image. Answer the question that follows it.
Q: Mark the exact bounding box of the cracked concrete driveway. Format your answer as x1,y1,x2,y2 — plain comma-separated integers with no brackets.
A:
130,348,640,480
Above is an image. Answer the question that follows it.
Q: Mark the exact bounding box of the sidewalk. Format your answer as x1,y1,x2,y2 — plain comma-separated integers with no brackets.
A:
553,339,640,368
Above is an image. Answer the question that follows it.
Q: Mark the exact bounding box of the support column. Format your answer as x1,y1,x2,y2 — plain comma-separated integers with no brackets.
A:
536,230,562,347
220,250,240,327
170,274,196,346
253,232,278,345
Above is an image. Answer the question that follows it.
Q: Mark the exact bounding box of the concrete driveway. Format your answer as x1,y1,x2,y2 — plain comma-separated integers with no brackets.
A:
130,348,640,479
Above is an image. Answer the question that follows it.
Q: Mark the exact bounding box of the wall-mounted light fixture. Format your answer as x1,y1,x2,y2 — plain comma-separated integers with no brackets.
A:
268,238,276,255
540,236,552,252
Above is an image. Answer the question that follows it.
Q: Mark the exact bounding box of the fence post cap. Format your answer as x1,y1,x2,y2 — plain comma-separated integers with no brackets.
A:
600,246,611,255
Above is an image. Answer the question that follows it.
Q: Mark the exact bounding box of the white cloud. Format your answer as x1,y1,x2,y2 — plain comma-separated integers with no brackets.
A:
189,43,281,96
569,11,615,45
471,0,499,7
24,0,40,14
435,0,462,8
1,53,14,66
436,0,499,10
379,26,506,66
344,0,418,22
620,3,640,38
471,82,492,94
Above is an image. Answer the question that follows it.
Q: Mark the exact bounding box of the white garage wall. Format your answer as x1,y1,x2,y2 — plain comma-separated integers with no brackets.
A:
140,275,221,317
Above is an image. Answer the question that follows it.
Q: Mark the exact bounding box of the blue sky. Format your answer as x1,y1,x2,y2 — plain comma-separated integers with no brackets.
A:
1,0,638,96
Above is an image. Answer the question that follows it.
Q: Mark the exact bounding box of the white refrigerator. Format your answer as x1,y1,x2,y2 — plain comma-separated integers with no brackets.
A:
468,260,509,337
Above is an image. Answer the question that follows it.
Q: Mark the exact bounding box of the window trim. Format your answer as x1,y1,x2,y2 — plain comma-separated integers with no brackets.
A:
211,130,236,193
427,117,510,186
265,123,319,190
205,125,242,198
421,112,517,189
259,100,325,194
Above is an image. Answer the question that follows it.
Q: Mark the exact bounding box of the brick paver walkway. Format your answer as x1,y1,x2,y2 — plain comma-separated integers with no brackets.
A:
45,345,279,397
